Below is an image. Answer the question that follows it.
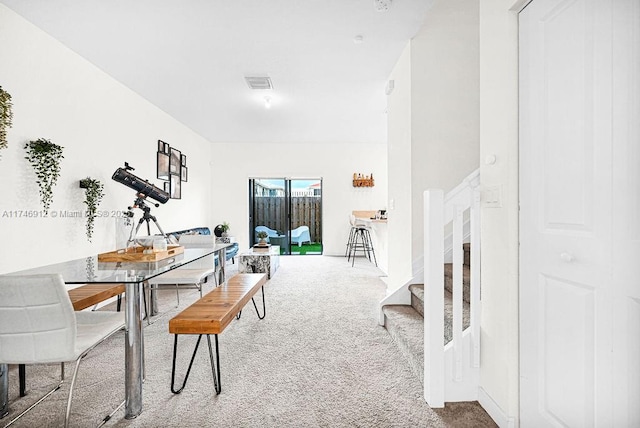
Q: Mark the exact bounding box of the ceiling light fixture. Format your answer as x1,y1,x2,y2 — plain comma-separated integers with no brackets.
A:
264,96,272,109
353,35,364,44
374,0,392,12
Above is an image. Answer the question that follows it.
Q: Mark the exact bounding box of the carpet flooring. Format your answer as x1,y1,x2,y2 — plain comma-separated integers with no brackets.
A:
2,255,496,427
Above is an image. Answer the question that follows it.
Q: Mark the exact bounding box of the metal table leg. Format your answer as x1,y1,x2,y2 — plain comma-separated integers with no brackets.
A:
218,247,227,284
124,282,143,419
149,280,159,317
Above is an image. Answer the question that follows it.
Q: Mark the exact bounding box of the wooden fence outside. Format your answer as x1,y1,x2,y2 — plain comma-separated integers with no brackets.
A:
254,196,322,243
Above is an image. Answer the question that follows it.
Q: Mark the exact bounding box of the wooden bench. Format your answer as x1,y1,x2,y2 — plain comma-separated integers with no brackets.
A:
168,273,267,394
68,283,126,311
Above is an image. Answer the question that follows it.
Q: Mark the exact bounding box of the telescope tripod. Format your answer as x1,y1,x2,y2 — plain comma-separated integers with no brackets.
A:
128,194,168,244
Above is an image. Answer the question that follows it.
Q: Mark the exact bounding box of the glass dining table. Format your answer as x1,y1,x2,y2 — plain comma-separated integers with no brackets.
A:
0,243,232,421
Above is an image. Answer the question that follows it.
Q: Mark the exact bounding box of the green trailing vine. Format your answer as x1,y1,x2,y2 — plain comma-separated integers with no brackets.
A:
80,177,105,242
24,138,64,212
0,86,13,155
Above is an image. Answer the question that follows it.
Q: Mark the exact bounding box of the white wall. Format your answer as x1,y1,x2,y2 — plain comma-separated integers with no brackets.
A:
385,0,480,293
410,0,480,269
0,5,213,274
386,43,414,290
209,142,388,265
478,0,522,426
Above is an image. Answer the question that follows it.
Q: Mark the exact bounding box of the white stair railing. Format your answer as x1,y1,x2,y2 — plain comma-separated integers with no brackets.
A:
423,169,481,406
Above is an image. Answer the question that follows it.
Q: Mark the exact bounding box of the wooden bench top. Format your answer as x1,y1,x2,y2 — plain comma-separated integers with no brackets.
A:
169,273,267,335
67,283,125,311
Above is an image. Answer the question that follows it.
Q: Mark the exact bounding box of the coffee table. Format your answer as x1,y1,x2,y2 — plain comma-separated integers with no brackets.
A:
238,245,280,279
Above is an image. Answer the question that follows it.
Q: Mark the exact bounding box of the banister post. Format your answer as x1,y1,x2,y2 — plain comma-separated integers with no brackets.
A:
470,185,481,368
452,204,464,381
424,190,444,407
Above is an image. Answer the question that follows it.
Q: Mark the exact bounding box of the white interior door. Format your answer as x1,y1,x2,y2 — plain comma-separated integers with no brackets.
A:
519,0,639,426
611,1,640,426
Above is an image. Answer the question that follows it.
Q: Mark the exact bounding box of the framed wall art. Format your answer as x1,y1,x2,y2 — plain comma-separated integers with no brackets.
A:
170,174,181,199
170,147,181,175
157,140,187,199
158,139,169,154
157,152,170,180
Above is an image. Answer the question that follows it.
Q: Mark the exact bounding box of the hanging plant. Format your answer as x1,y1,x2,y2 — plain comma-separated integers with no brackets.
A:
24,138,64,212
0,86,13,155
80,177,105,242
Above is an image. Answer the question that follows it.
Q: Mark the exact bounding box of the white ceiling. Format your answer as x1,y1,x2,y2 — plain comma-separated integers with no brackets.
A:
1,0,432,144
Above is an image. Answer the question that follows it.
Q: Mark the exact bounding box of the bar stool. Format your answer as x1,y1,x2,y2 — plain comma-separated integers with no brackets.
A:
345,214,358,257
346,215,378,267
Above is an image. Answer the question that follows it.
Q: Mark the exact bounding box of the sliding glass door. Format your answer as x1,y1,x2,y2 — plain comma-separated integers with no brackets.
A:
249,178,322,255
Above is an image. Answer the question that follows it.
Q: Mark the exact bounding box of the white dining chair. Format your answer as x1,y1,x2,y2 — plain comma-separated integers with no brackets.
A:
147,235,219,307
0,274,124,428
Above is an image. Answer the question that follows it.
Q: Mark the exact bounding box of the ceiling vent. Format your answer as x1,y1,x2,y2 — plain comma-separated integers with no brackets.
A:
245,76,273,90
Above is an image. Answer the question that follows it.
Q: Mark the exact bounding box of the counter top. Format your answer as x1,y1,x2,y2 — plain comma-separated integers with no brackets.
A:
352,210,387,223
357,218,387,223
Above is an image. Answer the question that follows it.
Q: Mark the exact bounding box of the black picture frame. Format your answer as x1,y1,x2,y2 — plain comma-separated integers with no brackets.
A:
170,147,181,175
158,140,169,154
181,154,187,166
181,166,188,182
157,152,170,180
170,175,181,199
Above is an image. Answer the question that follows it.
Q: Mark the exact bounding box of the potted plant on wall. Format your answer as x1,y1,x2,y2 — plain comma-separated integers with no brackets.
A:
24,138,64,212
80,177,105,242
0,86,13,156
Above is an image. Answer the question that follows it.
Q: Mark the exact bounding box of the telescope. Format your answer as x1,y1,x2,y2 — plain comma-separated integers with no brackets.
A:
112,163,170,204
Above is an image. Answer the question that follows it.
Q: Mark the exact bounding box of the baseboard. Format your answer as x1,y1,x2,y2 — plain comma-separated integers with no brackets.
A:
477,387,517,428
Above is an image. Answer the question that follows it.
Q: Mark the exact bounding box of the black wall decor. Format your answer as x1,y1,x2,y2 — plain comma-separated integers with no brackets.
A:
156,139,187,199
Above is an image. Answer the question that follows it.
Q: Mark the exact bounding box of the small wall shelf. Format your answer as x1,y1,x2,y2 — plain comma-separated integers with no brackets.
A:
352,173,374,187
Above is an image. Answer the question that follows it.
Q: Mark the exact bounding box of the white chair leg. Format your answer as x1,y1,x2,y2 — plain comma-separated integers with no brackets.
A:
65,357,84,428
2,365,65,428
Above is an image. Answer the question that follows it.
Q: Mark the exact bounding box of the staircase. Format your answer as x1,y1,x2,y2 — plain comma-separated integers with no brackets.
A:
382,243,472,385
379,169,481,407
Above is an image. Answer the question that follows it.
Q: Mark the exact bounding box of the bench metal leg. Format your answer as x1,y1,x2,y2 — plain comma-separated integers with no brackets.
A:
252,286,266,320
171,334,221,395
236,287,266,321
205,335,221,394
171,334,202,394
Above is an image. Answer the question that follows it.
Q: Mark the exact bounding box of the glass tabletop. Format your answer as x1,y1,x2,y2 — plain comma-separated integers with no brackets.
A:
6,246,228,284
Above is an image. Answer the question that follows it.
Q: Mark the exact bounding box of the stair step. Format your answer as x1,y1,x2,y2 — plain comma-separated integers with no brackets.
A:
444,263,471,304
382,305,424,385
408,283,424,317
390,285,471,345
444,289,470,345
